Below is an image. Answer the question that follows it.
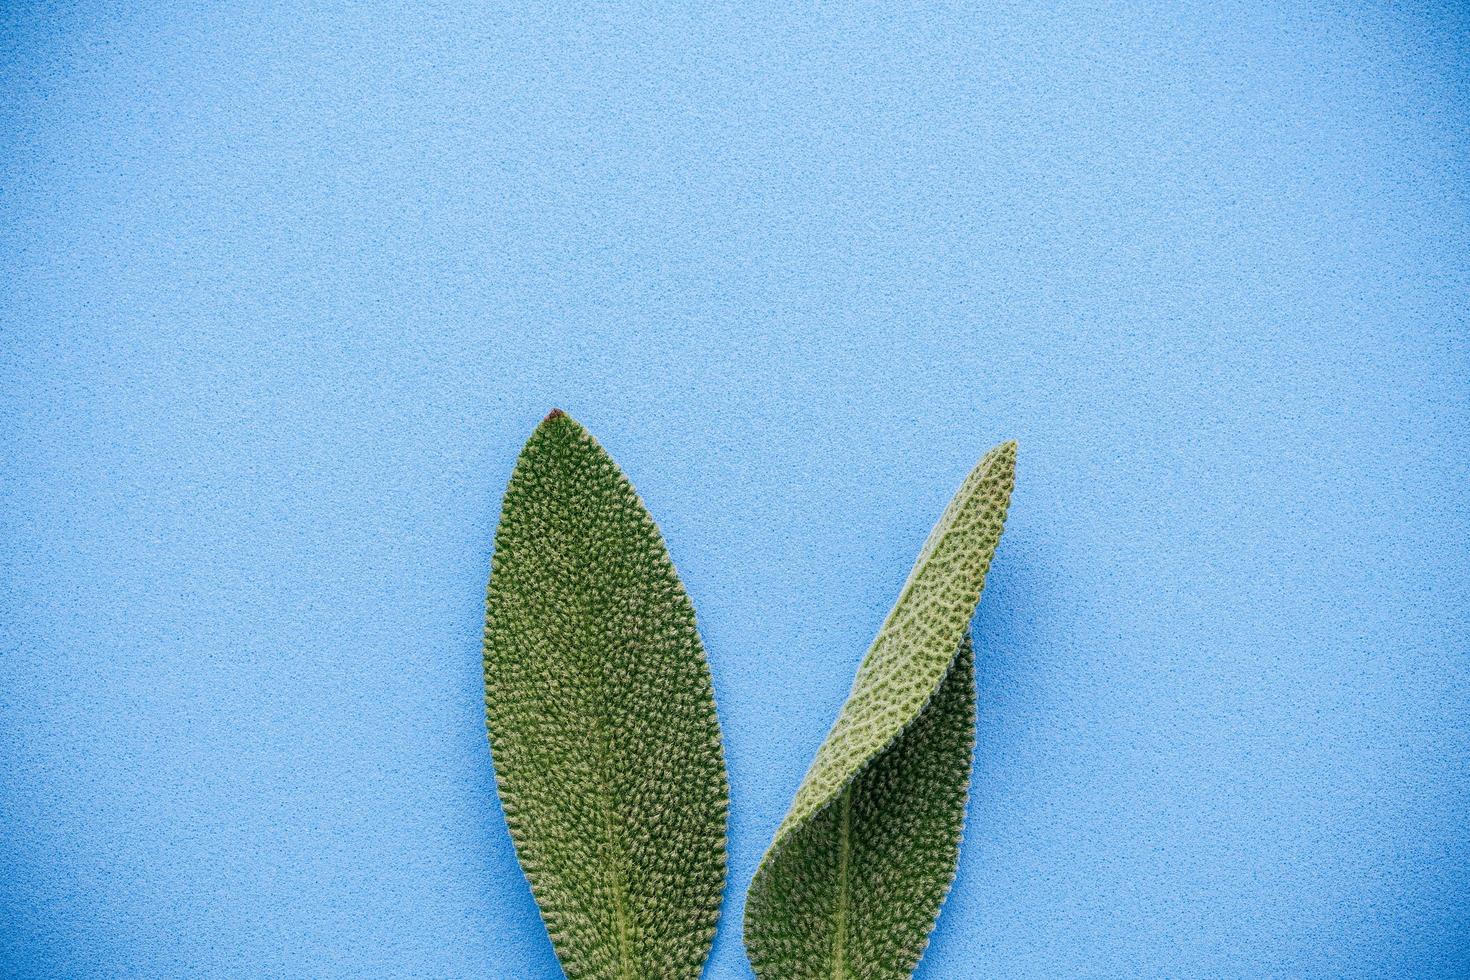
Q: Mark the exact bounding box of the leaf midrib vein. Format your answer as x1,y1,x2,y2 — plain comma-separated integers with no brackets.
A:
574,498,636,980
832,787,853,980
588,706,636,980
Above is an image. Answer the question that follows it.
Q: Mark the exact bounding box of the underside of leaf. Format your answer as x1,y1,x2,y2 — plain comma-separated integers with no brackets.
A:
744,442,1016,979
747,637,976,978
484,412,728,980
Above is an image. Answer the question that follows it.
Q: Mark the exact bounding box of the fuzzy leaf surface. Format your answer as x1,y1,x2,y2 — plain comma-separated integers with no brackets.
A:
484,412,728,979
744,442,1016,979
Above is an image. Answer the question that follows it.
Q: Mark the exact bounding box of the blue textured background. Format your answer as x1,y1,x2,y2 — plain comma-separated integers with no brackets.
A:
3,2,1468,977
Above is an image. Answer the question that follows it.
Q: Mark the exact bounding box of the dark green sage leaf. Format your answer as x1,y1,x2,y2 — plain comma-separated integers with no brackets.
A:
484,411,728,979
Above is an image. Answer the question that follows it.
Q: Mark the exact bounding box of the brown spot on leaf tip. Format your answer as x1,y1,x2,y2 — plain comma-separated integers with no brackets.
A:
544,408,566,422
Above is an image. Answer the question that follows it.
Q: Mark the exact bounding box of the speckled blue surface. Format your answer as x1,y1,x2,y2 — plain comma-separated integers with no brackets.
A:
2,2,1468,977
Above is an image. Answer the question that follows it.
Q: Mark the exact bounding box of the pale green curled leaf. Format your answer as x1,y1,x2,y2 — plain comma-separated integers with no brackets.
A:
744,441,1017,979
484,410,728,980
